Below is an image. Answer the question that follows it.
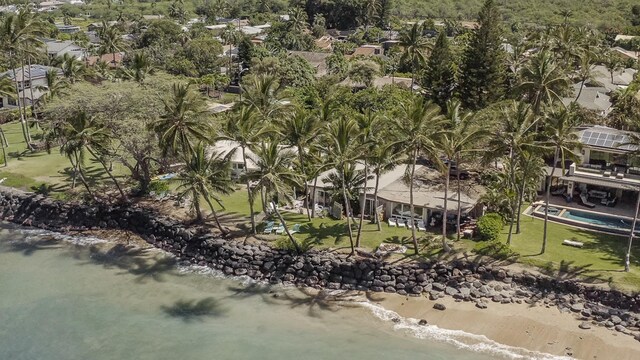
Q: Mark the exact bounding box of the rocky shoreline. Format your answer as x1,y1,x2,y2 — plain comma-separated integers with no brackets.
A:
1,186,639,341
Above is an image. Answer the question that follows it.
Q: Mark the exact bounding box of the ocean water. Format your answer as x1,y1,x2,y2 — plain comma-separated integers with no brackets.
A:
0,223,562,360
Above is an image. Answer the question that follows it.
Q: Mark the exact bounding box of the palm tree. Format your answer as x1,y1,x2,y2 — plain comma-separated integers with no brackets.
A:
98,20,124,67
399,23,430,90
218,106,272,234
517,50,569,115
0,8,46,150
248,141,303,253
485,101,539,244
36,69,69,104
238,75,289,122
122,52,155,84
52,111,125,199
541,107,581,254
281,106,320,221
355,110,382,247
321,116,364,255
439,100,485,242
369,138,400,231
394,97,445,254
153,83,211,157
574,52,597,102
55,53,86,84
176,144,233,234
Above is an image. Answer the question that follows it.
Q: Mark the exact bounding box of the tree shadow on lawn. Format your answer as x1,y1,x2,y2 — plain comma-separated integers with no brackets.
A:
536,259,612,286
161,297,225,322
300,222,352,248
68,243,182,283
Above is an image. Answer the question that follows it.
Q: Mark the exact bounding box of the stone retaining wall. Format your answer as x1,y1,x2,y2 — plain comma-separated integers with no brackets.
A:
1,186,639,335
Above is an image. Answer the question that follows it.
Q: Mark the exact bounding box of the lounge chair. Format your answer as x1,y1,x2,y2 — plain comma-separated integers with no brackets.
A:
262,221,275,234
580,193,596,208
417,221,426,232
562,239,584,248
290,224,301,235
275,224,285,235
388,218,397,227
551,187,565,196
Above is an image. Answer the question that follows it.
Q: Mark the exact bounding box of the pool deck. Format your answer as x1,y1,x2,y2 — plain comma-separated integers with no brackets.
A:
546,196,638,219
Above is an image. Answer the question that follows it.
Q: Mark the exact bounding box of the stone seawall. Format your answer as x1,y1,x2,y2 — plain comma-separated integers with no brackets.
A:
1,186,640,336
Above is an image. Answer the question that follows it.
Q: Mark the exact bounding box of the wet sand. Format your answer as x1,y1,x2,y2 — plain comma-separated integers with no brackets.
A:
374,294,640,360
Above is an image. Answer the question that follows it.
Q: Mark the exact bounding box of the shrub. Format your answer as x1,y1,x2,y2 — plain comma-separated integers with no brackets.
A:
147,180,170,195
476,213,504,241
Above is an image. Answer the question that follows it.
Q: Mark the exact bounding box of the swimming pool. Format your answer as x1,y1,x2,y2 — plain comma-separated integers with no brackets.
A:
562,209,640,233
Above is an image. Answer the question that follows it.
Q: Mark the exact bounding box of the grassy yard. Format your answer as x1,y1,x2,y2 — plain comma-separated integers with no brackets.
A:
459,209,640,291
0,121,126,194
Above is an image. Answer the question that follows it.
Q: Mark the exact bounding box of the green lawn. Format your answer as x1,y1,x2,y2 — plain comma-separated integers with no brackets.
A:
0,121,126,194
458,209,640,291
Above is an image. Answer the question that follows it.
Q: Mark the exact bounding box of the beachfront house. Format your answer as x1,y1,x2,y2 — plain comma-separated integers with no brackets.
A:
546,125,640,218
0,65,62,110
309,164,484,228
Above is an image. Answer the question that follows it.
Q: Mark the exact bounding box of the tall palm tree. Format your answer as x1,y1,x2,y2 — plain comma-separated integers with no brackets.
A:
574,52,597,102
541,107,581,254
517,50,569,115
55,53,86,84
98,20,124,66
36,69,69,104
281,106,319,221
0,8,45,150
619,133,640,272
176,144,233,234
399,23,430,90
218,106,272,234
122,52,155,84
394,97,445,254
321,116,364,255
439,100,485,242
51,111,125,199
369,138,399,231
248,141,303,253
485,101,539,244
238,75,289,122
355,110,382,247
153,83,211,157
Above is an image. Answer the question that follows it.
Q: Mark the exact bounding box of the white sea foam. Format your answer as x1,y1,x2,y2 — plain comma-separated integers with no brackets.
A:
16,227,108,246
358,301,574,360
177,264,256,286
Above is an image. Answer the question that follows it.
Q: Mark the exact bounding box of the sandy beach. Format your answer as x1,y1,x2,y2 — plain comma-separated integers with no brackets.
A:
370,293,640,360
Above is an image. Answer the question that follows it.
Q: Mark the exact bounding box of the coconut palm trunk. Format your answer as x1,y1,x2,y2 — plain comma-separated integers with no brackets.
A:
442,160,452,252
27,57,39,129
273,205,301,253
241,146,257,234
0,128,8,167
542,147,559,254
71,151,95,201
11,64,31,150
409,149,419,254
356,159,368,247
625,191,640,272
298,152,311,221
19,58,32,144
203,196,227,236
374,169,381,231
86,146,125,199
456,153,462,241
506,149,517,245
341,166,355,254
311,176,318,218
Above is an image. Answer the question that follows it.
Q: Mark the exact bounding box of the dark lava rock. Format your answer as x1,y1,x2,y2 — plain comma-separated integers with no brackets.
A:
579,321,591,330
433,303,446,311
418,319,428,326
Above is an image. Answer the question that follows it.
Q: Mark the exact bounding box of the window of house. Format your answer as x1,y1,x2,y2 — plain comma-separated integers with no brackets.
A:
392,203,423,219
